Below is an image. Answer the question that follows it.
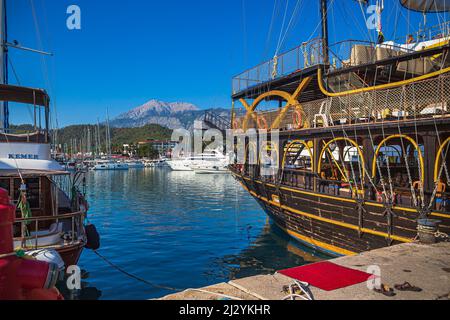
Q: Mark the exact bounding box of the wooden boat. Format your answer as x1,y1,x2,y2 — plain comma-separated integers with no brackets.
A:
0,85,88,267
230,0,450,256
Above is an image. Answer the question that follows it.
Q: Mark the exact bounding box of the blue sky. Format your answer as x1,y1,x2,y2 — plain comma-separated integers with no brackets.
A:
6,0,447,127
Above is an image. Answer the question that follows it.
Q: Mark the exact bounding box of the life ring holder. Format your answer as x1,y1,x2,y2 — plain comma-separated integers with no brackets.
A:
292,109,304,129
257,115,268,130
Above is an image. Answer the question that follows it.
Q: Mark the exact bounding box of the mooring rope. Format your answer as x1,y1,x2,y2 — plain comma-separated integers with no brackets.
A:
92,250,248,300
92,250,182,292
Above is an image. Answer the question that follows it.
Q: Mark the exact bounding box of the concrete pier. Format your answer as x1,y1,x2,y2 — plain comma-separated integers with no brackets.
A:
159,242,450,300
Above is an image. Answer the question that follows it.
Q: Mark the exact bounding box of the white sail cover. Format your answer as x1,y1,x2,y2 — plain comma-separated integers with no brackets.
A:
400,0,450,12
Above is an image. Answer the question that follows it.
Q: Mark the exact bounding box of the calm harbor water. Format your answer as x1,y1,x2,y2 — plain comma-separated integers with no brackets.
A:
76,168,327,300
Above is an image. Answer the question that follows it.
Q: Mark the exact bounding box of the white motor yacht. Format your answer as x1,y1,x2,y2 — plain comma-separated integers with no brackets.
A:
167,150,229,172
93,160,129,171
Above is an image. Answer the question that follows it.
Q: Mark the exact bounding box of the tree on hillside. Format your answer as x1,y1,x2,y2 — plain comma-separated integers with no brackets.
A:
138,144,159,159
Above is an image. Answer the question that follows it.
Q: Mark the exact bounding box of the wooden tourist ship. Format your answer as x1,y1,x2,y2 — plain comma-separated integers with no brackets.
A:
230,0,450,256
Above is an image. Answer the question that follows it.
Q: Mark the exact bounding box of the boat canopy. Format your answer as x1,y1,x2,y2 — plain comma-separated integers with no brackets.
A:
400,0,450,12
0,84,50,108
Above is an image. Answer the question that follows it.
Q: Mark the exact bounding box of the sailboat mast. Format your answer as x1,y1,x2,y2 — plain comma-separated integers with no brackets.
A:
106,109,112,158
0,0,8,131
320,0,329,65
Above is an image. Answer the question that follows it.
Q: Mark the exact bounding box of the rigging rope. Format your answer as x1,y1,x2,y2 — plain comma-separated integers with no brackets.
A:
428,56,450,212
276,0,304,56
275,0,290,57
263,0,279,60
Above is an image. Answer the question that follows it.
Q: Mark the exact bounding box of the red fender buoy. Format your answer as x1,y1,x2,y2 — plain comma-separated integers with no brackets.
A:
0,188,63,300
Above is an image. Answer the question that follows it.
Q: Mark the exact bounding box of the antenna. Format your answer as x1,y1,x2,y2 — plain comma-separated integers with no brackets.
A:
320,0,330,65
0,0,8,130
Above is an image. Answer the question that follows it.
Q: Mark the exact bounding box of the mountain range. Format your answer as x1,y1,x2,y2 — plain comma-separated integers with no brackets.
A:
109,99,230,130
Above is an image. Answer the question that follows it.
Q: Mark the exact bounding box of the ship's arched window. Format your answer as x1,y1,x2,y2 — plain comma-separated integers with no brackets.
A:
282,140,314,171
244,141,258,176
318,138,365,190
259,141,279,180
435,137,450,183
372,135,424,206
434,136,450,212
280,140,314,190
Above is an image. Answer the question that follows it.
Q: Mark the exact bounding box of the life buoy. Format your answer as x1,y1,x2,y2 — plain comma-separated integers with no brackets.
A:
257,116,268,130
292,109,303,129
233,119,240,130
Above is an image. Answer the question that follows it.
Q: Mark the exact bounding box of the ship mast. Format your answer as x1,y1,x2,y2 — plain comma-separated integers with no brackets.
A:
320,0,329,65
0,0,8,131
0,1,52,133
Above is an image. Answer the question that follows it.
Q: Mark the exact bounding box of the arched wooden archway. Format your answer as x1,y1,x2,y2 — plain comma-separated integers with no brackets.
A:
318,137,365,185
435,137,450,182
372,134,425,184
244,141,258,165
258,141,280,167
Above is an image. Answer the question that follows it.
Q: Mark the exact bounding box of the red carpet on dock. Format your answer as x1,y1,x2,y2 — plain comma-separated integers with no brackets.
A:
279,261,373,291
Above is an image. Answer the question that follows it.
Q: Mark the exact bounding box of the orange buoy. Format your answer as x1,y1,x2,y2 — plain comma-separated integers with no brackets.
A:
257,116,268,130
292,109,303,129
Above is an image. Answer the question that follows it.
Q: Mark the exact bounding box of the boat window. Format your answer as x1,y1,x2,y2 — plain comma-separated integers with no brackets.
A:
373,136,423,189
282,140,313,171
13,178,40,209
0,179,10,196
319,141,364,184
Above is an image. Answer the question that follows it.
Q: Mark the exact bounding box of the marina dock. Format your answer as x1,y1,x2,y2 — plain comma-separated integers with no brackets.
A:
159,242,450,300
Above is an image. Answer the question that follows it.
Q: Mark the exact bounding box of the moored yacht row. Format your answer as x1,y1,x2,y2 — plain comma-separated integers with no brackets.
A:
63,158,170,171
166,150,230,174
62,152,231,174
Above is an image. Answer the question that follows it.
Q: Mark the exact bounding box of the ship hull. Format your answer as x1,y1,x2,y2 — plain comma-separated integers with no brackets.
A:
232,172,450,256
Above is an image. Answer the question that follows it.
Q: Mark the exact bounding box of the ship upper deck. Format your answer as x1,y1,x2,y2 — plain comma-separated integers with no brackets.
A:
232,21,450,101
231,21,450,133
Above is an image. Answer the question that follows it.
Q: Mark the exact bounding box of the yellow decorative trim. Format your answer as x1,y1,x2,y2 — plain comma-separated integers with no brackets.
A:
271,77,312,129
244,185,413,243
240,78,312,131
279,224,357,256
232,172,450,219
318,66,450,97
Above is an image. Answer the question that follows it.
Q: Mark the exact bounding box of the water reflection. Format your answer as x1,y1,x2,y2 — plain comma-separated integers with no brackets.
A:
208,222,328,281
75,168,325,300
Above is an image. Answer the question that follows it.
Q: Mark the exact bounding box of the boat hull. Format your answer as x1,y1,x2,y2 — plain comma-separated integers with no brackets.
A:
167,161,193,171
232,172,450,257
194,169,229,174
56,243,85,267
93,164,129,171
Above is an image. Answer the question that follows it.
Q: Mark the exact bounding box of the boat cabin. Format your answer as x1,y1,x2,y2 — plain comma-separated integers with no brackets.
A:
1,84,86,262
